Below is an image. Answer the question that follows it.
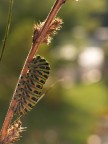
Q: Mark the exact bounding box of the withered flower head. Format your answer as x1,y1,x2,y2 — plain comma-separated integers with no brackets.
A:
33,17,63,45
0,119,26,144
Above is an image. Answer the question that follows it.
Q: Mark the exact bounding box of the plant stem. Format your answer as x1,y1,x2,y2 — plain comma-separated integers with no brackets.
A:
22,0,67,75
0,0,13,63
0,0,67,141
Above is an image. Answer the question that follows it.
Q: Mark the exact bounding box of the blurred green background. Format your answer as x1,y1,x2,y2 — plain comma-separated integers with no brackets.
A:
0,0,108,144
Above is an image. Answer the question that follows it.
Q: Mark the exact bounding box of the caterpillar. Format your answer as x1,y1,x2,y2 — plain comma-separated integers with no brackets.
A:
13,55,50,116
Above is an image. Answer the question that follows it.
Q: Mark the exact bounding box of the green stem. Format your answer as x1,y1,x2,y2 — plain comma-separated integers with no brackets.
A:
0,0,13,62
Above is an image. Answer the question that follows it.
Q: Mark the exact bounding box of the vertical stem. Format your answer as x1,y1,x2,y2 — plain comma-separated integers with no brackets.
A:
0,0,67,141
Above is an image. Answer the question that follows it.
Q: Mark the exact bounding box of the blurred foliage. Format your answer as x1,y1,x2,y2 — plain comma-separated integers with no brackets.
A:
0,0,108,144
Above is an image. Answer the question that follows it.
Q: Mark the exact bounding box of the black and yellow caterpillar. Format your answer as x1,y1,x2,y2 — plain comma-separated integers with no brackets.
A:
13,55,50,116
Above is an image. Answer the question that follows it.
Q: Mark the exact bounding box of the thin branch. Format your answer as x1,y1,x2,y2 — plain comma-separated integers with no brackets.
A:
0,0,13,63
0,0,67,141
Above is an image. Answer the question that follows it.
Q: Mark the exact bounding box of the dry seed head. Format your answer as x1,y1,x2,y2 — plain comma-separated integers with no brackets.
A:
32,22,44,45
32,17,63,45
0,119,26,144
43,17,63,44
